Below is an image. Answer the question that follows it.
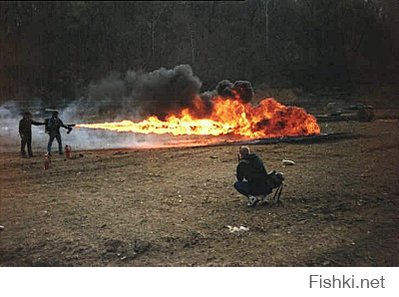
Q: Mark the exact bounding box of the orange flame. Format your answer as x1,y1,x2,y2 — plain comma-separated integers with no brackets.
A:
76,97,320,139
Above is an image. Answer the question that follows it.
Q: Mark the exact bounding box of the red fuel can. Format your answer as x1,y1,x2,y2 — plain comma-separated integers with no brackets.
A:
65,145,72,159
44,154,51,170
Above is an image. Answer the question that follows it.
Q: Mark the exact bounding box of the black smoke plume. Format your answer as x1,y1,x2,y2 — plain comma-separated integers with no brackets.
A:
88,64,202,119
88,64,254,118
215,80,254,103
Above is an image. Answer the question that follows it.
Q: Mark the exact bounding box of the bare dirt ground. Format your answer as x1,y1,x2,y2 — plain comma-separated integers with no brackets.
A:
0,119,398,266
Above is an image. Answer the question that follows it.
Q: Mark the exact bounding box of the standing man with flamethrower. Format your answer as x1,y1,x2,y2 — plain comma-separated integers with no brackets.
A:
46,110,72,156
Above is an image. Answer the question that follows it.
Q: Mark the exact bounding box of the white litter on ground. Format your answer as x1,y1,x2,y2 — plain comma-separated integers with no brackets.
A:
226,225,249,233
282,159,295,166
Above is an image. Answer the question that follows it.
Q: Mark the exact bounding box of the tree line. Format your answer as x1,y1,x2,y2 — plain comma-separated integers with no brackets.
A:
0,0,398,104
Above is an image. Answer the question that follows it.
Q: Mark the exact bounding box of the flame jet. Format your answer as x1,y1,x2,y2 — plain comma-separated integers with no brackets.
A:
77,97,320,140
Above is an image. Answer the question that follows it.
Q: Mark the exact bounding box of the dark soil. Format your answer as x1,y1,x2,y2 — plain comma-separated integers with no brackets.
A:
0,120,398,266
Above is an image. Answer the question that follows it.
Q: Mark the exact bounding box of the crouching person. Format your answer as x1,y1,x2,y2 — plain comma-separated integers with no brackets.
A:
234,146,272,207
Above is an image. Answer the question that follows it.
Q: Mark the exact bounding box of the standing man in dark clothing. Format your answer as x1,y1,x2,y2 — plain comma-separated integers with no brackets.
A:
19,111,45,157
46,111,70,155
234,146,272,207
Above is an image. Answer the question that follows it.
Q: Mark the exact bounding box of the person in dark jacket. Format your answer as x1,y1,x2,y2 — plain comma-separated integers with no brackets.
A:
234,146,272,207
19,111,44,157
46,111,70,155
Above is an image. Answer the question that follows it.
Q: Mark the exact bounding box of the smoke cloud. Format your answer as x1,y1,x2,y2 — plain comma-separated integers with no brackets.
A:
87,64,253,117
216,80,254,103
87,64,202,119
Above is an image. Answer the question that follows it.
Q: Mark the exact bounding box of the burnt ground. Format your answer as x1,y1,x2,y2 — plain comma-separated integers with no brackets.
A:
0,119,398,267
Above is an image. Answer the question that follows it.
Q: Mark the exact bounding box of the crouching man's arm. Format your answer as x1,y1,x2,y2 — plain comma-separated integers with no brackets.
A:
236,162,245,181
